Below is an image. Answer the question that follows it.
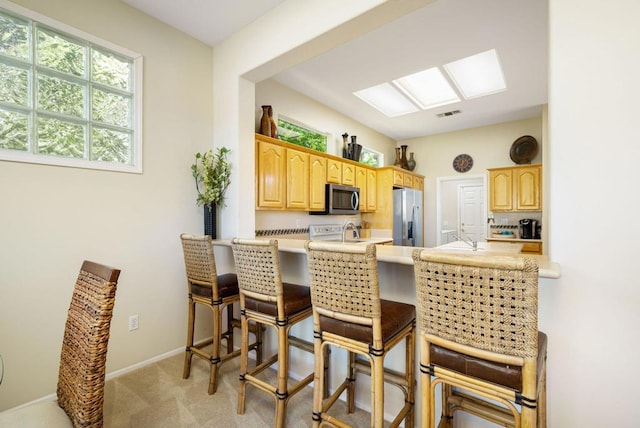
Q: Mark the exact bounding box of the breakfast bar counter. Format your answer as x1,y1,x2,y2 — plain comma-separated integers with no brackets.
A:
212,238,561,279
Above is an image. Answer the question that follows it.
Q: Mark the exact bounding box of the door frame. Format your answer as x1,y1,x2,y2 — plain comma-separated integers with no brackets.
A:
435,173,487,246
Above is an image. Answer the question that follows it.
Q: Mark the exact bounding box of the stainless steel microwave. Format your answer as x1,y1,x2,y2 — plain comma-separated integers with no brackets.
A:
310,183,360,215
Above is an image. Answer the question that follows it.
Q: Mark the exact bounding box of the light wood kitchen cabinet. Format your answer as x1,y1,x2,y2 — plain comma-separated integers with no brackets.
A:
327,158,342,184
486,239,542,255
342,162,356,186
488,164,542,212
403,173,413,188
286,148,309,210
256,134,377,212
366,168,377,211
309,154,326,211
393,170,404,186
256,139,286,209
355,167,377,212
413,175,424,191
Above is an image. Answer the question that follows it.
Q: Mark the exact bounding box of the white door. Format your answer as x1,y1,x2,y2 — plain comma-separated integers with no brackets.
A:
458,184,486,242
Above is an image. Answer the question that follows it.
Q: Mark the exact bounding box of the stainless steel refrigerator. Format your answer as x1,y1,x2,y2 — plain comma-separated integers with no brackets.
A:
393,188,423,247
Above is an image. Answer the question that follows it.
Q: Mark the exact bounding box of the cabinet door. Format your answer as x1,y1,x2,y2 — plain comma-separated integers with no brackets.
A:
342,162,356,185
366,169,377,211
489,168,513,211
327,159,342,184
413,176,424,191
286,148,309,209
309,154,326,211
257,140,286,208
515,166,541,211
403,173,414,188
355,166,368,212
393,170,404,186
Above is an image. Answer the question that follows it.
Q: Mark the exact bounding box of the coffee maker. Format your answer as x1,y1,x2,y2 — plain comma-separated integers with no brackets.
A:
519,219,538,239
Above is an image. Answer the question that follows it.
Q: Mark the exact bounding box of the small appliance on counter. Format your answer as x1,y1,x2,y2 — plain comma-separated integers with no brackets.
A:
519,218,538,239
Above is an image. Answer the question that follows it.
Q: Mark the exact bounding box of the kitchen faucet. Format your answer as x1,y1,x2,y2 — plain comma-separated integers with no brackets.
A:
342,220,360,243
453,233,478,251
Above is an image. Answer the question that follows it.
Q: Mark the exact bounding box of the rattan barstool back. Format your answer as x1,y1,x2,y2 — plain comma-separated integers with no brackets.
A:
412,249,547,428
231,238,316,428
305,241,416,428
180,233,262,395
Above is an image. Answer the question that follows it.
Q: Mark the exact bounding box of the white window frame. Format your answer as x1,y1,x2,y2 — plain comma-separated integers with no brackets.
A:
277,114,330,154
0,0,143,173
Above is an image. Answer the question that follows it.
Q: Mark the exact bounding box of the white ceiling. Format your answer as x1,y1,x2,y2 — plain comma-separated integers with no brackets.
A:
122,0,548,141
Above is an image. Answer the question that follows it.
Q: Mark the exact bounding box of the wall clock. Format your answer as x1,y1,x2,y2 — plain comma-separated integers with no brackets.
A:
453,154,473,173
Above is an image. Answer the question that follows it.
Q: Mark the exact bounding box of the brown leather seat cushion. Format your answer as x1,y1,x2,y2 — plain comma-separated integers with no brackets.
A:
244,283,311,317
191,273,239,300
319,299,416,345
430,331,548,391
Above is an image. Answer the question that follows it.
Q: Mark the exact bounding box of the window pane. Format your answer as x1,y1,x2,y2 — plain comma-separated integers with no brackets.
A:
0,63,29,106
37,74,85,117
277,119,327,152
360,148,381,167
0,108,29,150
37,27,85,76
92,88,130,127
92,127,131,163
92,49,131,91
37,116,84,158
0,13,29,60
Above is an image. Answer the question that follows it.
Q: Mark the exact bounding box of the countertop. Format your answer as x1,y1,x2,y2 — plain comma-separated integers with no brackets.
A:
212,239,560,279
487,237,543,243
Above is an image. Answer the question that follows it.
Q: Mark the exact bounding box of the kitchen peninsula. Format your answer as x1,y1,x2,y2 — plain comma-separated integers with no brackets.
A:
210,238,558,426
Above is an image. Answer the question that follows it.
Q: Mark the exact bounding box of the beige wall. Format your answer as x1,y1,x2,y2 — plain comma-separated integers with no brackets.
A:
0,0,214,410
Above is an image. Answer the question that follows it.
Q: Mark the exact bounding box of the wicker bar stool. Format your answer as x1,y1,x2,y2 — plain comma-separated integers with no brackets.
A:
180,234,263,395
231,238,317,428
305,241,416,428
412,249,547,428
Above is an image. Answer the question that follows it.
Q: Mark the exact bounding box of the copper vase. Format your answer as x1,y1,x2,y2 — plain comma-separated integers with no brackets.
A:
400,145,409,169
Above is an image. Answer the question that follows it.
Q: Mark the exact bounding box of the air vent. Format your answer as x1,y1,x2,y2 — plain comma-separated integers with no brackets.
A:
436,110,461,118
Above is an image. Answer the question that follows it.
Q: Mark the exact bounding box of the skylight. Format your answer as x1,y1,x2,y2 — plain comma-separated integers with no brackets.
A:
353,82,419,117
353,49,506,117
443,49,506,99
393,67,460,110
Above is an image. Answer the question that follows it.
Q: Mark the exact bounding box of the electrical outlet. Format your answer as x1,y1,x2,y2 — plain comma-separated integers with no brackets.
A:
128,314,139,331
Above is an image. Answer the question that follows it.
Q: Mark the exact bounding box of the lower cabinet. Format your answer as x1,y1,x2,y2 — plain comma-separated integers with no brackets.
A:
486,239,542,255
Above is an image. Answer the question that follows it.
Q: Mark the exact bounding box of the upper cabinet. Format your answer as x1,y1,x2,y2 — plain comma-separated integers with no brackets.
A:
488,164,542,212
255,134,377,212
256,138,286,209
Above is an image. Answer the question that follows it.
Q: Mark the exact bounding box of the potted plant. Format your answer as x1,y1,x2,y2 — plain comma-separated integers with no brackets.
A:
191,147,231,238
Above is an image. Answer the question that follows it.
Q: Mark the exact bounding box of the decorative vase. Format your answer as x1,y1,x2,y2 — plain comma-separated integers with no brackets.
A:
259,105,271,137
342,133,349,158
204,203,217,238
400,145,409,169
348,135,362,161
407,152,416,171
268,105,278,139
394,148,401,166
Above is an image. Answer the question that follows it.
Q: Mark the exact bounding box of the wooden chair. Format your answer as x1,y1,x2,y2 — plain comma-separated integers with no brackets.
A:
180,233,263,395
231,238,316,428
0,260,120,428
305,241,416,428
412,249,547,428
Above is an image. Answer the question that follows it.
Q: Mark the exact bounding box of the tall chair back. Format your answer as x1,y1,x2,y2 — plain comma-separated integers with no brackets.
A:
412,249,546,428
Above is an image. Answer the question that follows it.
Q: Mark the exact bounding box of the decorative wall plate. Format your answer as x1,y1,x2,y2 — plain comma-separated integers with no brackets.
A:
453,154,473,173
510,135,538,164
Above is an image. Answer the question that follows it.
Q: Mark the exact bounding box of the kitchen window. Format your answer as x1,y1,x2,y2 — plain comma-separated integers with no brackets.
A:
0,4,143,173
360,147,382,167
277,117,327,153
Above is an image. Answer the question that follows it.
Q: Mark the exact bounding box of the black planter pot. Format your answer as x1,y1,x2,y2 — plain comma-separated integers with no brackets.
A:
204,203,216,238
